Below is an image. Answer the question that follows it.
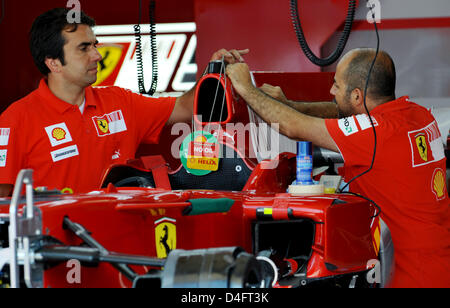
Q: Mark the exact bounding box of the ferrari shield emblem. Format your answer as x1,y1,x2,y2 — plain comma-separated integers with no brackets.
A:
415,134,428,162
93,45,124,86
97,119,109,134
154,218,177,259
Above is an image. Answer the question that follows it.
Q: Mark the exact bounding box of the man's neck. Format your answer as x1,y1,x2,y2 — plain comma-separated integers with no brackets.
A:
368,96,396,111
46,76,86,107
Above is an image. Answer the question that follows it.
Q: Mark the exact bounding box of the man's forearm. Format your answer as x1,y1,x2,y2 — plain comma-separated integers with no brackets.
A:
283,100,338,119
237,86,338,151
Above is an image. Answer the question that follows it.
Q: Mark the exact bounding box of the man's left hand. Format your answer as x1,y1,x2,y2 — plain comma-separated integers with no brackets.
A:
210,49,250,64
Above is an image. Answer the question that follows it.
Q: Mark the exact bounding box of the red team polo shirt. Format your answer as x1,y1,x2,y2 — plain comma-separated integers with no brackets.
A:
0,79,176,193
326,96,450,287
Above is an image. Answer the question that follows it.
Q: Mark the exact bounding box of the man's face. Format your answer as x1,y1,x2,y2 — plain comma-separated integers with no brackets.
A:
330,60,355,119
59,24,102,87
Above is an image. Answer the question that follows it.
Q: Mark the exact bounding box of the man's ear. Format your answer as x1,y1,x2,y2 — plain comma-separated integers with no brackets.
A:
44,57,62,74
351,88,364,107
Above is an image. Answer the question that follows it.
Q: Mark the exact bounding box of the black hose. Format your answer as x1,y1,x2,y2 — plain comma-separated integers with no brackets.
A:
290,0,356,67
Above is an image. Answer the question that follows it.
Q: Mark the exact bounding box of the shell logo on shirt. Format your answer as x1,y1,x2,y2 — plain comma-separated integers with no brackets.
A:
52,127,67,141
92,110,127,137
431,168,447,201
45,123,73,147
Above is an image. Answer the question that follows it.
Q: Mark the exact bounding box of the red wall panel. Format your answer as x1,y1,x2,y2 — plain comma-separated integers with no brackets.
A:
194,0,350,75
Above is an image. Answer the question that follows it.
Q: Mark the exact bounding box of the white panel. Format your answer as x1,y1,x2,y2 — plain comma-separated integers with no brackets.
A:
355,0,450,20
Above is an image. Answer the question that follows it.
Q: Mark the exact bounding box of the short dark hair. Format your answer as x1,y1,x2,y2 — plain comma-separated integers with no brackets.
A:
29,8,96,75
344,48,396,101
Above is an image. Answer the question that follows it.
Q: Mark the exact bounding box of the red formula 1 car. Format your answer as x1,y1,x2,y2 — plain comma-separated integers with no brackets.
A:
0,69,394,288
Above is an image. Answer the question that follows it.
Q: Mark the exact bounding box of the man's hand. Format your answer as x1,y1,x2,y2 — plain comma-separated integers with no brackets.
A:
259,83,288,103
225,63,256,98
168,49,250,124
211,49,250,64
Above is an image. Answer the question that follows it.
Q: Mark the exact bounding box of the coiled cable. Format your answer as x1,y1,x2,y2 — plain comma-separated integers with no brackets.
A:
134,0,158,95
290,0,356,67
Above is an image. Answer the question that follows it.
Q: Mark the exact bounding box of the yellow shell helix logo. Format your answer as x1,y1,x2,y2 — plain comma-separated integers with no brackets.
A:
93,44,124,86
154,218,177,259
52,127,67,141
432,168,447,201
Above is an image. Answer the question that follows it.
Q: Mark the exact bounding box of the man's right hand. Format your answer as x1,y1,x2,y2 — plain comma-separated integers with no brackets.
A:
259,83,288,104
225,63,256,99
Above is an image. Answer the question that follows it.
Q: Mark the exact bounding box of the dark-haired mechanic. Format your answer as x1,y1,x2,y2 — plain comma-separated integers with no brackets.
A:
226,48,449,288
0,8,248,196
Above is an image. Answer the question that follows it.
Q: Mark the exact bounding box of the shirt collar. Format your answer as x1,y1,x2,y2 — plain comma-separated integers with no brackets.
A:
36,78,97,114
370,96,410,114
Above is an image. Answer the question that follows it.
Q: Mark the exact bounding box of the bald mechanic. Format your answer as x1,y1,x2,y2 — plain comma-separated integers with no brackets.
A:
226,48,449,288
0,8,248,196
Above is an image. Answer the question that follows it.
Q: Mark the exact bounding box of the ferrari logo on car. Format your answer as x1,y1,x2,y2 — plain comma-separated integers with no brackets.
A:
415,134,428,162
154,218,177,259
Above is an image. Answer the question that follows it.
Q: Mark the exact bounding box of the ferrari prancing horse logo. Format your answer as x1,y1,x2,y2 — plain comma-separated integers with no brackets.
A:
415,133,428,162
154,218,177,259
97,119,109,134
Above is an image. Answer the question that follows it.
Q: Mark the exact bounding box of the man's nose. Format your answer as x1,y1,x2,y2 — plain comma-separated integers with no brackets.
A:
92,48,103,62
330,84,336,96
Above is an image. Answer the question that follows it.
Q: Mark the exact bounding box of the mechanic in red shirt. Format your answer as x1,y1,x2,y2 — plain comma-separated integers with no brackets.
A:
226,48,450,288
0,8,248,195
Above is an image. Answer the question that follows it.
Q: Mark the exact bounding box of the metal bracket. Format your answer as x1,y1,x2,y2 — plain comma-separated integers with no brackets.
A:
8,169,43,288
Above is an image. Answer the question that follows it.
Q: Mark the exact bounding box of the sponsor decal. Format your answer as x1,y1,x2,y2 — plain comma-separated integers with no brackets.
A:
338,116,359,136
112,150,121,160
431,168,447,201
0,150,7,167
61,188,74,194
154,217,176,259
51,145,79,162
45,123,73,147
0,128,10,146
180,131,221,176
93,23,197,94
415,133,428,162
92,110,127,137
370,216,381,256
408,121,445,167
355,114,379,131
